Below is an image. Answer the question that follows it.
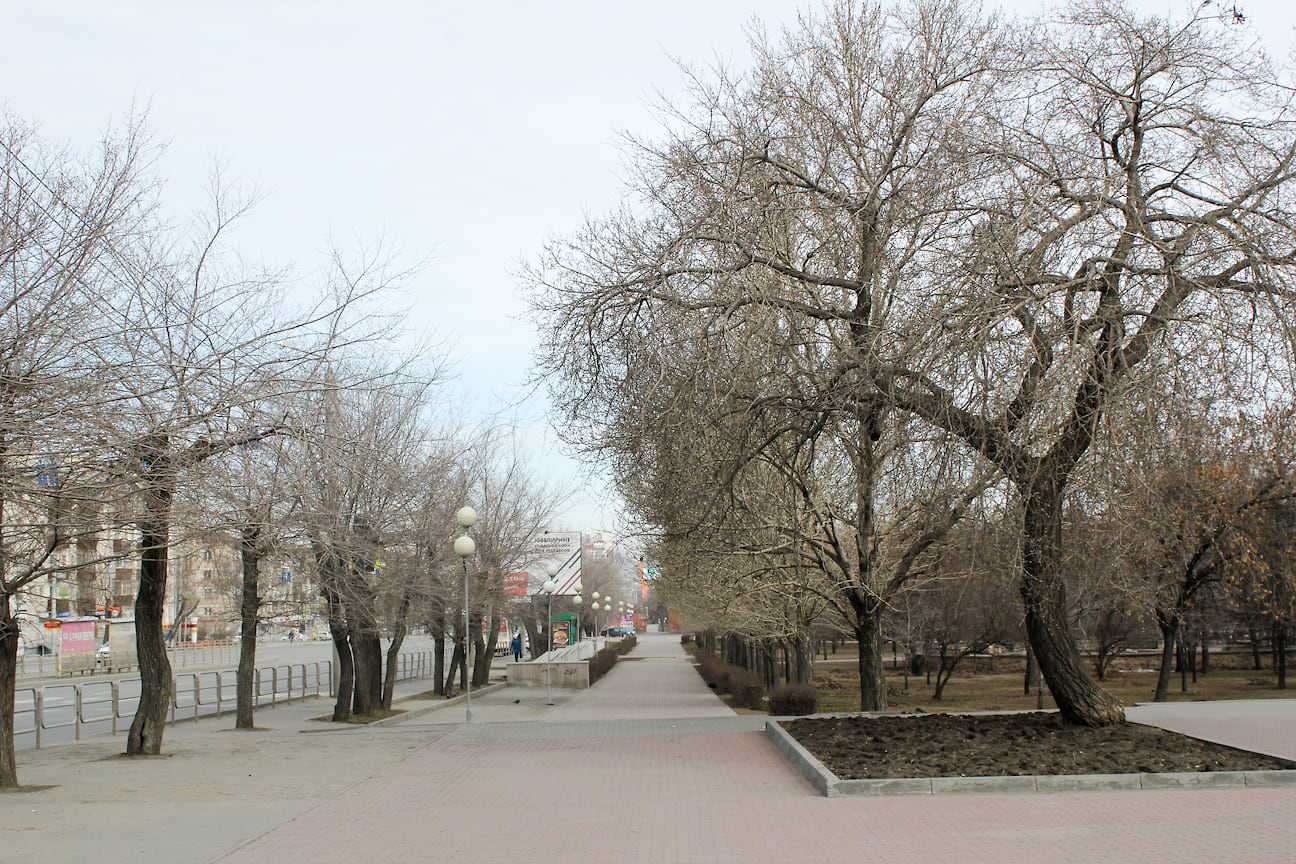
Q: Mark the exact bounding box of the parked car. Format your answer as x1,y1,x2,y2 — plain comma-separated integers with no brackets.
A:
601,627,632,638
96,643,111,661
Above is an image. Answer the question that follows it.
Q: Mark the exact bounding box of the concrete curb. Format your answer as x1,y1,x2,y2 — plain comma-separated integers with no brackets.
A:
764,720,1296,797
370,681,511,726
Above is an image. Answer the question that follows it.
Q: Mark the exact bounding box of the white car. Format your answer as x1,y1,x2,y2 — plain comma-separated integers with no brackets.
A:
96,644,110,660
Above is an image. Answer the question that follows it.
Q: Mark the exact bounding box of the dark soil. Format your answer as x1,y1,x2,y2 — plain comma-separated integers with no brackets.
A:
782,712,1296,779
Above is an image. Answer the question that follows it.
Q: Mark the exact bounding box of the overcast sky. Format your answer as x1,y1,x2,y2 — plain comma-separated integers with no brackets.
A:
4,1,1293,532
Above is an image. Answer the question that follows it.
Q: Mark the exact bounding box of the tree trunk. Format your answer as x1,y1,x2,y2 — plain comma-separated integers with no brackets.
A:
235,529,261,730
330,631,354,722
128,510,174,755
1153,609,1177,703
1024,640,1036,695
431,614,446,696
472,610,497,687
351,632,376,716
1275,625,1287,690
852,613,886,712
382,593,411,710
382,629,406,711
444,641,466,695
1021,487,1124,726
0,594,20,788
522,615,544,661
791,631,813,685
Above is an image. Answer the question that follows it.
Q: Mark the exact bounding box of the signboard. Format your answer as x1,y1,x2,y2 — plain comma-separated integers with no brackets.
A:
527,531,582,595
502,572,529,597
59,619,96,655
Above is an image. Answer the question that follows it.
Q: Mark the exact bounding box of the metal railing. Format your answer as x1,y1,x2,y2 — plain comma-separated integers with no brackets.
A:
16,640,240,679
14,649,437,751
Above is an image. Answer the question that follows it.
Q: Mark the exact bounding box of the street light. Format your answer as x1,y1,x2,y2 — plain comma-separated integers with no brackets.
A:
454,505,477,723
591,591,601,651
542,562,558,706
572,582,583,647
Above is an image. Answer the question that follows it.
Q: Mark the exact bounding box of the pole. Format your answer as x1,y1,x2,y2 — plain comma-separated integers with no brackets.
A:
463,558,473,723
545,591,554,705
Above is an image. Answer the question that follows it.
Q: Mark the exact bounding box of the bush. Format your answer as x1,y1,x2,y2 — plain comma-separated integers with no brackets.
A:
694,649,726,688
767,683,818,716
615,633,638,655
729,668,766,710
589,647,619,683
680,633,694,644
692,649,765,708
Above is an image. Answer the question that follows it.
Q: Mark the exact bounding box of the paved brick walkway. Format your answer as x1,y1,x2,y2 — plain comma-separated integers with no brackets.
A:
214,633,1296,864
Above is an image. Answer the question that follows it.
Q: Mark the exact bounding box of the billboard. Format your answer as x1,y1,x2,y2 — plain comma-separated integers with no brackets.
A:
502,572,529,597
527,531,582,595
58,619,96,655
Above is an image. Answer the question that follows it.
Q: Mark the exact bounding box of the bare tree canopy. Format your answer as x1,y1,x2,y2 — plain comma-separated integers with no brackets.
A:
527,0,1296,725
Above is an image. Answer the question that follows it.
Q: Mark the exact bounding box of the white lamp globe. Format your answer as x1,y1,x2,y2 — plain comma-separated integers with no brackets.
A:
455,506,478,528
453,535,476,557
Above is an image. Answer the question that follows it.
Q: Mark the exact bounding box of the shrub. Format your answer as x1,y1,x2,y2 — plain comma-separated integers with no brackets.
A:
616,633,638,655
589,647,619,683
729,668,766,710
695,650,727,689
680,633,694,644
767,683,818,716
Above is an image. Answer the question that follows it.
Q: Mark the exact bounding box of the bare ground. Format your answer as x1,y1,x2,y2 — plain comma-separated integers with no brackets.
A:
781,711,1296,779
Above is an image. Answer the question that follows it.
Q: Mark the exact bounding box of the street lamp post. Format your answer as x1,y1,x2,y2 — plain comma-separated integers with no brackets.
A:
542,562,558,706
591,591,601,651
572,582,583,648
453,506,478,723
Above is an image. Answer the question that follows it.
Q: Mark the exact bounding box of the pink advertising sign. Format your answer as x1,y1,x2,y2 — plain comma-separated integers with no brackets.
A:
59,620,96,655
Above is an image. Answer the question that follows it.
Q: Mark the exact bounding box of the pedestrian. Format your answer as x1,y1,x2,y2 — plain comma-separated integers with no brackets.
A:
510,632,522,662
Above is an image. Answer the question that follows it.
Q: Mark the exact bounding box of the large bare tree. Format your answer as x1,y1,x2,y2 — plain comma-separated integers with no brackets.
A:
0,115,156,786
529,0,1296,725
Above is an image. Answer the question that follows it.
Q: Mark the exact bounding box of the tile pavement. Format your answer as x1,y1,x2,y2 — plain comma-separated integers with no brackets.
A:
4,632,1294,864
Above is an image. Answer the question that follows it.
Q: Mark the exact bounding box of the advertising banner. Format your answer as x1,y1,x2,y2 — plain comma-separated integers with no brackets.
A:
59,619,96,655
526,531,582,595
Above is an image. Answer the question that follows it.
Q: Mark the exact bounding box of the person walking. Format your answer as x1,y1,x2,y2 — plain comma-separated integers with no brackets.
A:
510,632,522,662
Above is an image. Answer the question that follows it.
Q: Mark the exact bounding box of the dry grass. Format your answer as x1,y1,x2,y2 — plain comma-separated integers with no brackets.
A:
815,661,1295,714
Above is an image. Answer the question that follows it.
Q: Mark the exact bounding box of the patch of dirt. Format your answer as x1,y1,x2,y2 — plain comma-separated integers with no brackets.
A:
782,712,1295,779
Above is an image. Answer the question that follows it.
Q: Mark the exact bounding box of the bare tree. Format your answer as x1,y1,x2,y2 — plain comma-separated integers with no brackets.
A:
0,115,157,787
529,0,1016,711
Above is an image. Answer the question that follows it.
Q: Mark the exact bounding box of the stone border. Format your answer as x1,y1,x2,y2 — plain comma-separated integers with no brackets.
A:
764,720,1296,797
369,682,511,726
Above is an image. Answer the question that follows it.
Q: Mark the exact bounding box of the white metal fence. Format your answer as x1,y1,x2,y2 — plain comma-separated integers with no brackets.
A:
16,640,241,679
14,650,437,751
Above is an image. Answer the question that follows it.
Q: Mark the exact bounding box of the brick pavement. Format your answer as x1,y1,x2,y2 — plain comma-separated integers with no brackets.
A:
215,633,1296,864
